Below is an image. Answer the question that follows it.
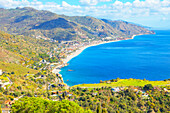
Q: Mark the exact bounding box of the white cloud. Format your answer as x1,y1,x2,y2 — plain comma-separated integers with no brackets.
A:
162,0,170,7
112,1,123,9
79,0,98,6
124,2,132,7
62,1,71,7
79,0,112,6
133,0,145,8
100,0,112,2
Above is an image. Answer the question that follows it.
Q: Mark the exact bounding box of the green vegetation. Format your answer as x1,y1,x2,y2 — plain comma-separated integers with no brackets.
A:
0,7,153,41
0,30,59,69
0,70,60,107
143,84,154,90
0,30,63,109
0,61,38,75
11,97,92,113
10,85,170,113
70,85,170,113
73,78,170,88
0,47,21,63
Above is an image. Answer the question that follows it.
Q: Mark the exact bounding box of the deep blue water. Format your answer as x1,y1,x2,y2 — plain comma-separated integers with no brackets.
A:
60,30,170,86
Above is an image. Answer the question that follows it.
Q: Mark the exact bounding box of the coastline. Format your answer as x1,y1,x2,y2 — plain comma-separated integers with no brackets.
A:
52,34,142,86
62,34,139,64
61,34,145,66
52,40,120,75
62,40,121,64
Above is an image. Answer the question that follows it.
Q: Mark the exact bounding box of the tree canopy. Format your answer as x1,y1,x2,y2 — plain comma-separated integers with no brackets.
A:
11,97,92,113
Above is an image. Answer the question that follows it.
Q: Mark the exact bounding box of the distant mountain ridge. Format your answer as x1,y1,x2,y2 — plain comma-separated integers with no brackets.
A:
0,7,154,41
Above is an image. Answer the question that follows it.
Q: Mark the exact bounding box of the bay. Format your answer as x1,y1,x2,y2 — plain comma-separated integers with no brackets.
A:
60,30,170,86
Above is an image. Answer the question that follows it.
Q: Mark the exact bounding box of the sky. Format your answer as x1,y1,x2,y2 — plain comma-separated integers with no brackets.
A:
0,0,170,29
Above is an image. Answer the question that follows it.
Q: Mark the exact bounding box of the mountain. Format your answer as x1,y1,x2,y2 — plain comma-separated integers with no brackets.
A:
101,19,154,36
0,7,154,41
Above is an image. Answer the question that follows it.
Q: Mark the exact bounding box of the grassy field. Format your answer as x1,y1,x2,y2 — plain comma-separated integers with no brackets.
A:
73,79,170,88
0,61,38,75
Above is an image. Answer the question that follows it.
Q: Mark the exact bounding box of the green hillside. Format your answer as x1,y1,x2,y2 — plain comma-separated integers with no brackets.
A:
0,61,38,75
0,47,21,64
0,30,61,101
0,30,58,66
0,7,154,41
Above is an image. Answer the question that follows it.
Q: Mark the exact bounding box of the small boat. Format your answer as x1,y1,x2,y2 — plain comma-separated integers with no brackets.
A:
68,69,74,71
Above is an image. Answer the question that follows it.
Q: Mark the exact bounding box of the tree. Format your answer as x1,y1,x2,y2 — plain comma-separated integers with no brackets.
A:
102,108,107,113
0,105,2,113
143,84,153,90
11,97,92,113
97,105,101,113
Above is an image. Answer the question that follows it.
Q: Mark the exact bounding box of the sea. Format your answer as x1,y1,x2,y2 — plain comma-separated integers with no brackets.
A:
60,30,170,86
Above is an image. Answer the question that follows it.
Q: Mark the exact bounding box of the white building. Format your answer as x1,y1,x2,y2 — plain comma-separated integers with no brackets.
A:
105,37,112,40
111,87,120,92
0,69,2,75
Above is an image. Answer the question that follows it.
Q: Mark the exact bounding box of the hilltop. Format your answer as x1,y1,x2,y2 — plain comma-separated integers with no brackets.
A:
0,7,154,41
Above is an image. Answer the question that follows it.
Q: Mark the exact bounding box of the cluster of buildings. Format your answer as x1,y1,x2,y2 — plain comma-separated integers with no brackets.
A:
111,86,170,99
0,79,12,89
111,87,148,99
0,70,13,90
56,37,114,59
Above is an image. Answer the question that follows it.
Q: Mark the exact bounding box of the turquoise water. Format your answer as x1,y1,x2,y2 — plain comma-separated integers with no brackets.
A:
60,30,170,86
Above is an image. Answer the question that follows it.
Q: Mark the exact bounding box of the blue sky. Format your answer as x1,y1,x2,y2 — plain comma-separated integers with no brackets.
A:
0,0,169,29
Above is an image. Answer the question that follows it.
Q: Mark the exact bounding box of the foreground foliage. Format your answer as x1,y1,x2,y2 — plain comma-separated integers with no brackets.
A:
10,85,170,113
11,97,92,113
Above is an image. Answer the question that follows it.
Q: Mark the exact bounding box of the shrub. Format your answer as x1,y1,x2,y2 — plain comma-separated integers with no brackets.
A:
143,84,153,90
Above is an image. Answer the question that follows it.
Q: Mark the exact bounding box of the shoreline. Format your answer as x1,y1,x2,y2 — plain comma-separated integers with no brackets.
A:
52,40,120,75
63,40,121,64
52,34,142,86
62,34,139,64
